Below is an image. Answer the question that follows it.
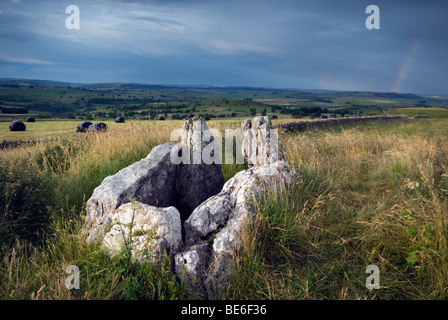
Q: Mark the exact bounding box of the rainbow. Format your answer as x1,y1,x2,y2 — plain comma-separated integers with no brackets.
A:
392,39,421,93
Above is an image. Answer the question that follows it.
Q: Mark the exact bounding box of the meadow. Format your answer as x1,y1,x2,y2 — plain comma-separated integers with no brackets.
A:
0,116,447,300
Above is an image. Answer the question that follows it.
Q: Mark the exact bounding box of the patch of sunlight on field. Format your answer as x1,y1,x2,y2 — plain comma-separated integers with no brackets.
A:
365,99,399,104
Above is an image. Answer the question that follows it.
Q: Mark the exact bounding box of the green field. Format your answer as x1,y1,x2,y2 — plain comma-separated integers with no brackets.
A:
0,120,127,141
0,115,299,142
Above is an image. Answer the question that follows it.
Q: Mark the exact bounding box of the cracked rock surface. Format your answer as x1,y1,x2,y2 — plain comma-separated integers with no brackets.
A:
177,118,225,214
81,117,300,298
82,143,178,243
176,159,298,298
102,201,182,264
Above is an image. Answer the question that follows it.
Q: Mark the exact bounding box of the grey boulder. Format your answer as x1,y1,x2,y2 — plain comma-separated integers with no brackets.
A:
177,160,299,298
82,143,178,243
102,201,182,264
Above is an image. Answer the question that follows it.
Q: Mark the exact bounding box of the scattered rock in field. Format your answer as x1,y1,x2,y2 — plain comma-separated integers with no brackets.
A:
159,116,165,121
9,120,26,132
26,117,35,122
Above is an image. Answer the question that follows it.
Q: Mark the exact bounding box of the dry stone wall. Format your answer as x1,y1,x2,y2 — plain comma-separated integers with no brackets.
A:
273,115,405,131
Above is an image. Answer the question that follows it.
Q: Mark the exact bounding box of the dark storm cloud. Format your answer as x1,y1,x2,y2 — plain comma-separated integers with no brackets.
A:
0,0,447,94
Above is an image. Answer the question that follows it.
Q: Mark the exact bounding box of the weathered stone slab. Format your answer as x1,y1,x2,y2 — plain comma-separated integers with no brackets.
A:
241,116,285,167
177,160,299,298
177,118,225,215
102,201,182,264
82,143,178,242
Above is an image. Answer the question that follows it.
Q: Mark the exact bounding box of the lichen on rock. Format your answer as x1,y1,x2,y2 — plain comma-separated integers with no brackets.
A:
81,116,301,299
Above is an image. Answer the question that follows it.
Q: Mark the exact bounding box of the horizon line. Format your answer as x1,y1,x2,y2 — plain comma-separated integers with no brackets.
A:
0,77,441,97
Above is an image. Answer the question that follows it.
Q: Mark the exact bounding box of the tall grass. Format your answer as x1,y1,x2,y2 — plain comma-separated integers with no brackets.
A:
225,118,448,299
0,119,242,299
1,118,447,299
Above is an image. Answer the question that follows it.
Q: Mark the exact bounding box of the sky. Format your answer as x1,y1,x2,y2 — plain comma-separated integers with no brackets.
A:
0,0,447,94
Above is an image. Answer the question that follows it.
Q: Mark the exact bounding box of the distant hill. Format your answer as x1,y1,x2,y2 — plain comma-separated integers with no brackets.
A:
1,78,446,121
0,78,430,100
373,92,423,100
0,78,86,87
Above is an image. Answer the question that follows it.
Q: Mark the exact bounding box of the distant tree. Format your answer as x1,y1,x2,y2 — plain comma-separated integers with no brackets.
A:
250,108,256,116
149,111,158,120
261,109,267,116
1,107,28,114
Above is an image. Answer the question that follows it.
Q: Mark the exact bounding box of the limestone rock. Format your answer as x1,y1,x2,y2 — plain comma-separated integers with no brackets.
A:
184,193,232,244
80,116,301,299
174,242,210,294
241,116,285,167
177,159,299,298
82,143,178,242
177,118,225,215
102,201,182,264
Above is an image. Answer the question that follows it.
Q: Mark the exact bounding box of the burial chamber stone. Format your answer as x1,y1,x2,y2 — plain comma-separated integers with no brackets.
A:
175,160,298,298
81,116,300,298
82,118,226,262
102,201,182,264
176,118,225,215
82,143,178,243
174,116,298,298
241,115,285,167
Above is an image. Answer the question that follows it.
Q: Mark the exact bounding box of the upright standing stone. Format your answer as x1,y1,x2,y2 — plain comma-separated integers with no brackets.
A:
177,118,225,216
241,116,285,167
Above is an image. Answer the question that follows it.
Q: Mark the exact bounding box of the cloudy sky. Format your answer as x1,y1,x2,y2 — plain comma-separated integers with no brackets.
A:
0,0,447,94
